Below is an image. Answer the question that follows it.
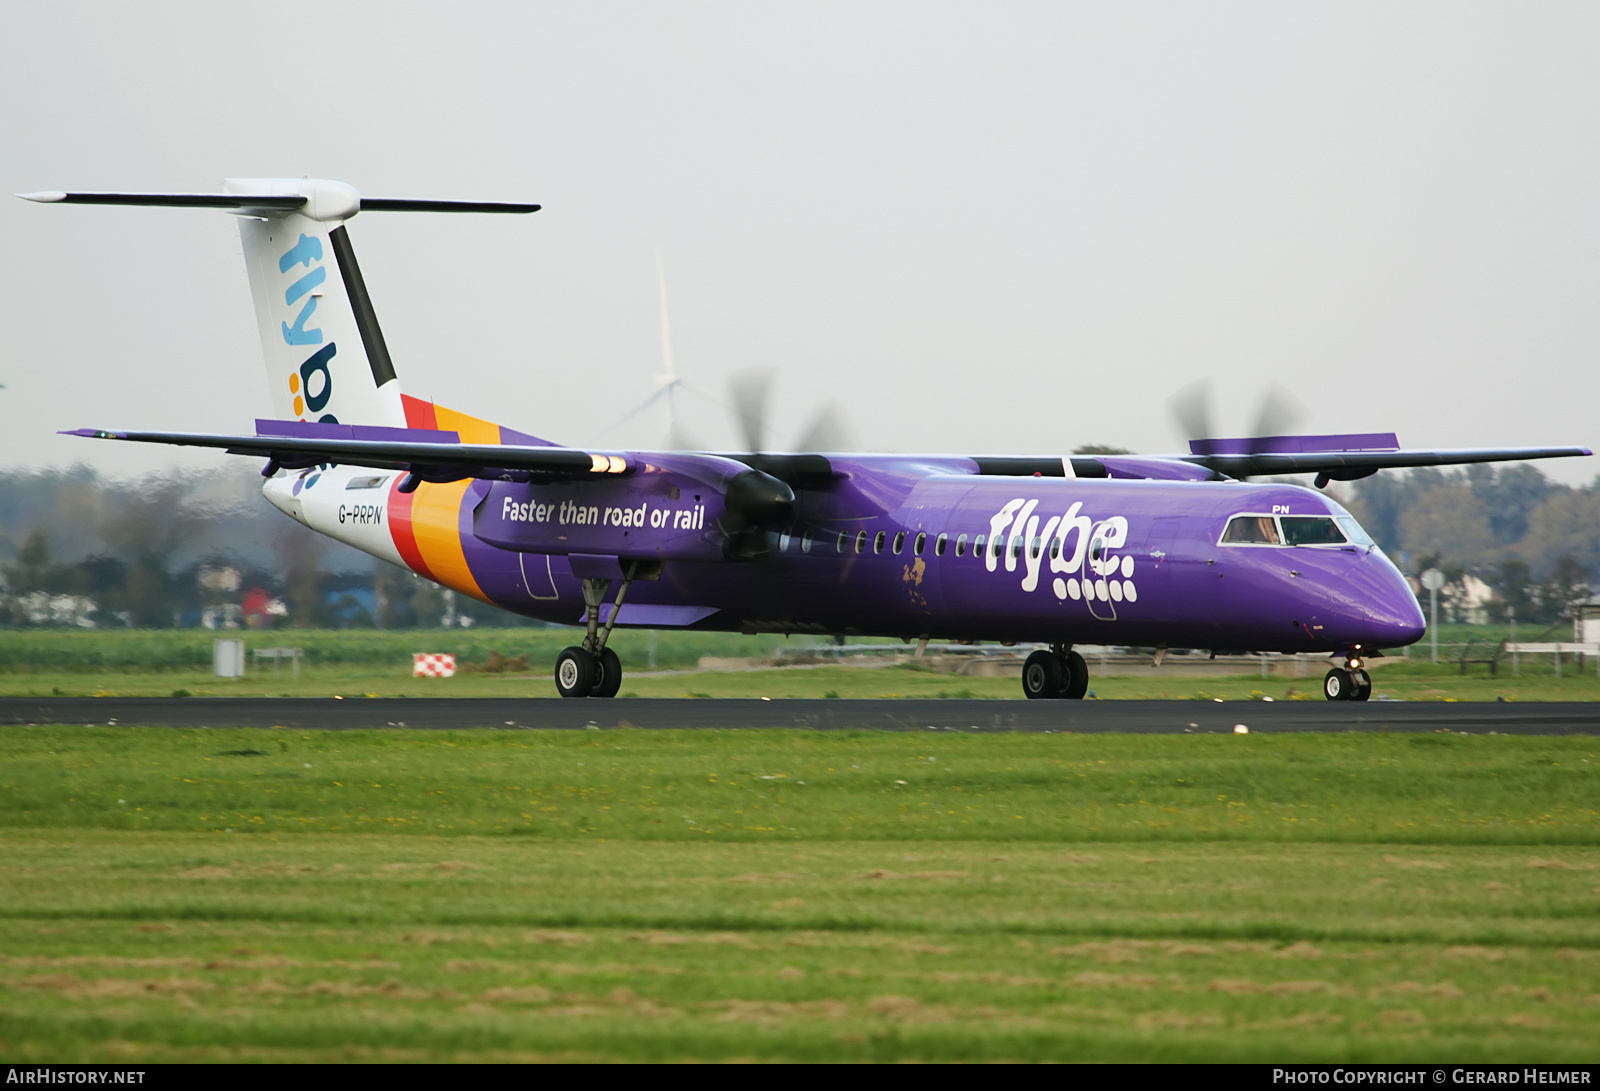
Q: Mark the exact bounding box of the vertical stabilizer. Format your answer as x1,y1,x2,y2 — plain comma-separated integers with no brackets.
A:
228,178,405,427
19,179,538,428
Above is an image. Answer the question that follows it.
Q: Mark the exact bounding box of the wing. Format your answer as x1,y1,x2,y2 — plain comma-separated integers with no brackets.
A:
61,426,628,485
1182,445,1592,482
971,435,1590,483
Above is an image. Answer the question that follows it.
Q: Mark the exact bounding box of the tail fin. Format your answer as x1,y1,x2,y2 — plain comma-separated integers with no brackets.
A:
229,178,404,426
19,180,538,427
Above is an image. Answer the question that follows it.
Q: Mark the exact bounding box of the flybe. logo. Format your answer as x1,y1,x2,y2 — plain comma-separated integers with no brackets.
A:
280,233,338,424
988,498,1136,620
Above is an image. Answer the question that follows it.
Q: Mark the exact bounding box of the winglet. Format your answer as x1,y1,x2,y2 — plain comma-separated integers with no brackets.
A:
17,191,67,203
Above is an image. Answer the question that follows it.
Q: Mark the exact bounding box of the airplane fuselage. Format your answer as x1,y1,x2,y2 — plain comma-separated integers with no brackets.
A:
268,455,1426,654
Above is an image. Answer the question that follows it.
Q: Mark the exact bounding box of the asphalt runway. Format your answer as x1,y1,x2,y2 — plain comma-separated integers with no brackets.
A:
0,696,1596,734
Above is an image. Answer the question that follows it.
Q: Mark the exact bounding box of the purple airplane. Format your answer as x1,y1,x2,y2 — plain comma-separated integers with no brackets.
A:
23,180,1591,701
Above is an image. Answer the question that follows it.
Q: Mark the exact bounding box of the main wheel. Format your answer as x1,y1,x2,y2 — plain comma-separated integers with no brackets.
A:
1350,668,1372,702
555,646,597,698
1323,667,1353,701
1063,650,1089,699
1022,650,1064,699
593,647,623,699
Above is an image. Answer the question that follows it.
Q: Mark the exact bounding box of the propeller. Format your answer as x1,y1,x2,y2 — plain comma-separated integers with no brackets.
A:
1168,378,1215,447
617,261,863,456
727,367,776,453
1168,379,1309,451
794,400,860,454
725,369,860,454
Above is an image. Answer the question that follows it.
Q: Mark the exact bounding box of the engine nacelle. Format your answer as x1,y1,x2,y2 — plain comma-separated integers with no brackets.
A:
470,453,793,563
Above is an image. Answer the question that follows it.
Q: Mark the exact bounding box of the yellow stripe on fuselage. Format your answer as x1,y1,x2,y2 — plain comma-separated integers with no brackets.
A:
434,405,503,446
408,479,488,602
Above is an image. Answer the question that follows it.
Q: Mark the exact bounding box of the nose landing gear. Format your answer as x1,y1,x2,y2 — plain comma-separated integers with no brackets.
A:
1323,651,1373,702
1022,644,1090,699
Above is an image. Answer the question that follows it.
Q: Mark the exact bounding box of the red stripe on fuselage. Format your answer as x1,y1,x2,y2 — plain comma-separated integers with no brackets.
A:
401,394,439,430
387,477,434,579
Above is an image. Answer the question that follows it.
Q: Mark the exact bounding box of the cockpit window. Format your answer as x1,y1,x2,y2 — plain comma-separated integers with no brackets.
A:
1221,515,1282,545
1280,516,1348,546
1335,516,1374,547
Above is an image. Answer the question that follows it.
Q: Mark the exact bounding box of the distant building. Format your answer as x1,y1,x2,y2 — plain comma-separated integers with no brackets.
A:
15,592,97,628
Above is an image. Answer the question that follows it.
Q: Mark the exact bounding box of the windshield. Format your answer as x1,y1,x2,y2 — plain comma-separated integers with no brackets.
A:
1280,516,1348,546
1221,515,1282,545
1335,516,1375,547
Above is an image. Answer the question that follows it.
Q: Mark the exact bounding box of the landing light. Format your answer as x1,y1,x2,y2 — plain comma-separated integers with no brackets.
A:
1350,657,1363,669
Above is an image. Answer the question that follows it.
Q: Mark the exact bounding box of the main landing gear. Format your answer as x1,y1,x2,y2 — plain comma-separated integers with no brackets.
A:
555,563,638,699
1022,644,1090,700
1323,651,1373,702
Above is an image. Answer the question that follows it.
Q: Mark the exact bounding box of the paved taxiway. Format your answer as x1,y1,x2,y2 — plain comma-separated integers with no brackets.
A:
0,697,1596,734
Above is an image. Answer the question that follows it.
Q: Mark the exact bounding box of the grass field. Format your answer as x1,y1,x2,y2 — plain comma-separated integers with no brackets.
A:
3,657,1600,703
0,727,1596,1061
0,627,1597,702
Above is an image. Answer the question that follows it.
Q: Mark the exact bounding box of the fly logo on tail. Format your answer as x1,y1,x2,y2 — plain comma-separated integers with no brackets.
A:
279,232,337,422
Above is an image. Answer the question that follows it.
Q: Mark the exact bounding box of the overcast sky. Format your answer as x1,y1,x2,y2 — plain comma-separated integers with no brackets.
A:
3,1,1597,484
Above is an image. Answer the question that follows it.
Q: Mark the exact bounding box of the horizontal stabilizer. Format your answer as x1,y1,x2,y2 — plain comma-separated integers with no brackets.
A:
18,191,305,210
357,198,541,214
17,191,538,215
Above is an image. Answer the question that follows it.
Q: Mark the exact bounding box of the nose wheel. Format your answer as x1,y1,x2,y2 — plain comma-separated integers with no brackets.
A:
1323,663,1372,701
1022,645,1090,699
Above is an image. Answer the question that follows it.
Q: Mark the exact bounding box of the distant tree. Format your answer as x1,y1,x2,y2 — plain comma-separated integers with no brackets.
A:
410,579,445,629
375,566,419,629
1538,554,1591,623
1484,558,1538,624
122,556,175,628
1400,483,1494,568
1346,472,1410,555
1519,486,1600,579
1072,444,1133,455
277,528,325,628
1465,463,1552,545
6,532,57,593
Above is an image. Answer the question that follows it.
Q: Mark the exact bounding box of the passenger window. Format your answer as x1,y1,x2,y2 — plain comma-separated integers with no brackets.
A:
855,531,867,554
892,531,905,554
837,531,848,553
973,534,985,558
874,531,887,554
955,533,967,558
921,533,931,556
1010,538,1023,559
1049,538,1060,559
1221,515,1282,545
1280,516,1347,546
1030,536,1042,559
779,529,791,551
801,529,814,553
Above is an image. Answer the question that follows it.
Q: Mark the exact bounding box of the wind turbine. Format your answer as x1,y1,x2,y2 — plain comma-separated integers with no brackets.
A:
615,258,860,454
612,255,702,449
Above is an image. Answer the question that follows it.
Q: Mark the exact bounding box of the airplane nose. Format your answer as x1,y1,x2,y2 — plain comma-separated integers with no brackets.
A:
1367,578,1427,647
